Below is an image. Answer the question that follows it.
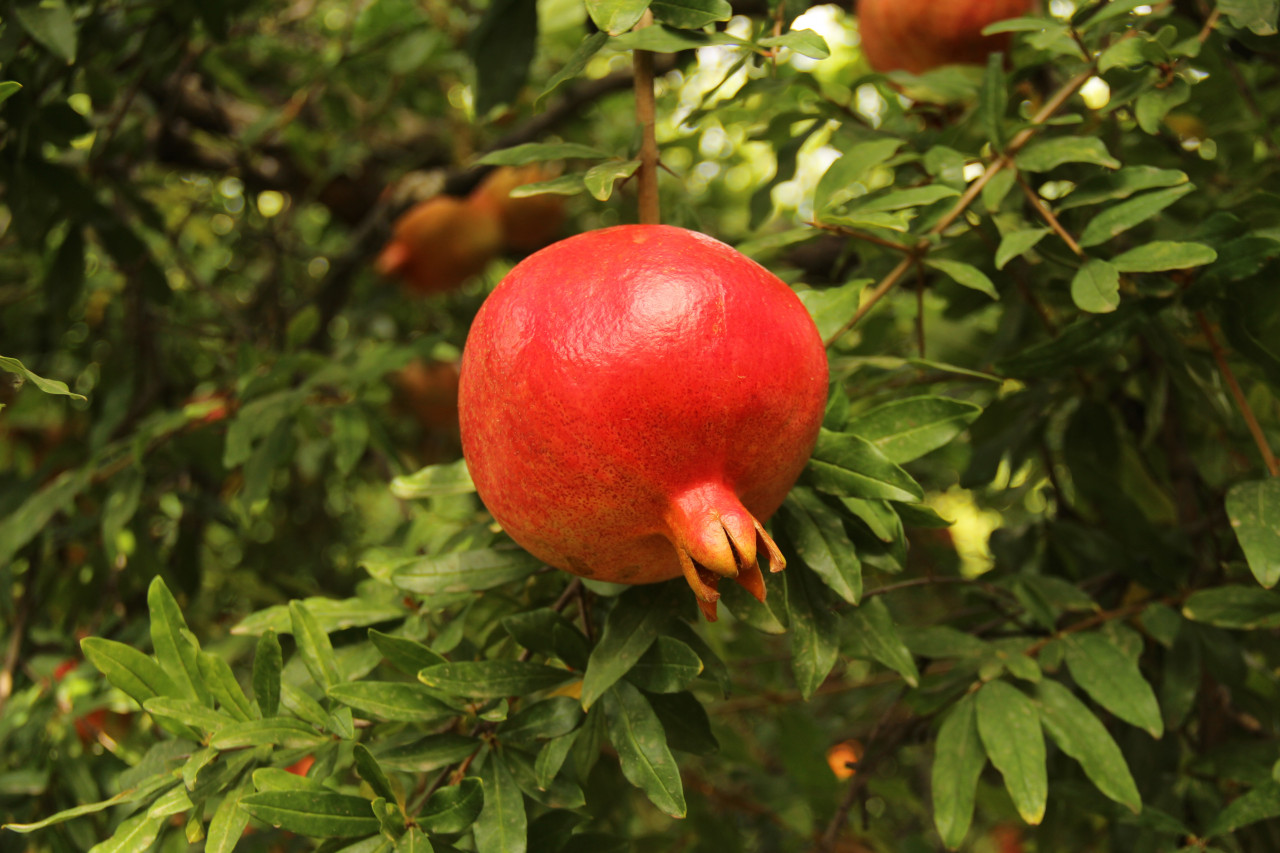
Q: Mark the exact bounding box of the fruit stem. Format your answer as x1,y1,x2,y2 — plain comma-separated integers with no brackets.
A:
632,10,661,225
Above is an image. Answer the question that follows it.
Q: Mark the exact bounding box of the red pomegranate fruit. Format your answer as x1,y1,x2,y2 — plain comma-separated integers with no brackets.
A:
857,0,1034,75
458,225,829,620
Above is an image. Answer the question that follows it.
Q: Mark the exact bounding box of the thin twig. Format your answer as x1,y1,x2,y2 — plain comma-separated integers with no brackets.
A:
1017,174,1084,257
816,690,908,851
633,10,661,225
823,64,1103,346
1196,311,1280,477
808,220,911,253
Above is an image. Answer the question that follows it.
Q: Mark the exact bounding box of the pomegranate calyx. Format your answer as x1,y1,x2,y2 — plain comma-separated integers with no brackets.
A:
668,483,786,619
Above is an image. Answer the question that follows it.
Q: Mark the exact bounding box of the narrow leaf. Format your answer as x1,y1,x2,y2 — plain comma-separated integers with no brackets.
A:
1035,679,1141,813
290,601,342,691
601,681,686,818
1063,633,1163,737
975,681,1047,825
419,661,577,699
932,694,986,850
240,790,380,837
580,601,668,709
420,777,484,834
473,755,527,853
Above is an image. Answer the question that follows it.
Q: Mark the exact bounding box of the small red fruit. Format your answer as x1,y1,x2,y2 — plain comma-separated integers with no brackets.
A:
458,225,828,619
857,0,1034,75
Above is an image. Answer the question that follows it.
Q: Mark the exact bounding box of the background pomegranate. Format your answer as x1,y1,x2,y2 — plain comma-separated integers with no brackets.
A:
458,225,828,619
857,0,1034,75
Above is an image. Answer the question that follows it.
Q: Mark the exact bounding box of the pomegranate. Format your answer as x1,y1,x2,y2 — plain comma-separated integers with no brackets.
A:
458,225,828,620
376,195,502,295
857,0,1034,75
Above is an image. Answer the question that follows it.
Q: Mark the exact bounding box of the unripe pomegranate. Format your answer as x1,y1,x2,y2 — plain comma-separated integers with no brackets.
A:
857,0,1034,75
377,195,503,295
458,225,828,620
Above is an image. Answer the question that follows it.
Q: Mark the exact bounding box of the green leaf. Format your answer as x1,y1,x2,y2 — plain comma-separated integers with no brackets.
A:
646,691,719,756
328,681,461,722
609,24,742,52
1057,167,1188,211
815,139,905,210
476,142,611,166
502,608,591,671
1182,586,1280,629
369,629,448,675
330,406,370,475
1062,633,1163,737
807,429,925,502
211,718,328,750
719,578,787,633
1206,780,1280,837
786,564,839,699
847,184,961,214
932,694,986,850
925,259,998,300
650,0,732,29
252,768,328,792
1016,137,1121,172
473,755,527,853
585,0,651,33
535,732,580,788
470,0,537,114
602,681,686,818
498,697,583,744
1078,185,1195,248
1135,78,1190,135
2,774,174,833
1111,241,1217,273
537,32,610,107
1071,259,1121,314
240,791,380,837
979,52,1008,148
253,630,283,717
757,28,830,59
12,0,77,62
782,487,862,605
101,467,142,565
976,681,1047,825
505,748,586,809
390,459,475,499
86,811,165,853
397,827,435,853
353,745,398,805
1219,0,1279,34
376,734,478,773
291,601,342,692
848,396,983,464
198,652,255,722
234,596,406,636
420,661,577,699
1035,679,1142,813
206,784,253,853
796,279,874,342
0,82,22,104
624,637,703,693
81,638,175,708
147,577,209,706
143,697,238,732
996,228,1051,269
0,468,92,577
584,160,641,202
847,597,919,687
420,777,484,834
386,549,541,595
1226,479,1280,588
580,600,668,709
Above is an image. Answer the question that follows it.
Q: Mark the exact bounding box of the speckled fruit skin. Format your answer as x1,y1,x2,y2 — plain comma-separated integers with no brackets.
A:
858,0,1034,75
458,225,829,619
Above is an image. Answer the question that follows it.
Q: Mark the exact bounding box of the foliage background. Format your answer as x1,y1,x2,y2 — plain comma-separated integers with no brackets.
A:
4,0,1280,851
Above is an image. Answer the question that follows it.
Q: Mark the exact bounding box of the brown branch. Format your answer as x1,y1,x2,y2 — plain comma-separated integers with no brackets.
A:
633,11,661,225
816,691,909,852
1196,311,1280,477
